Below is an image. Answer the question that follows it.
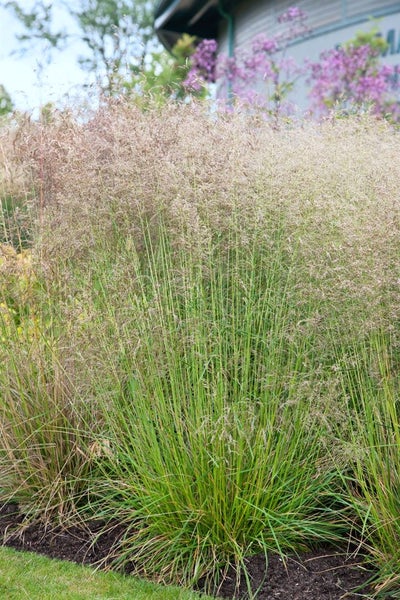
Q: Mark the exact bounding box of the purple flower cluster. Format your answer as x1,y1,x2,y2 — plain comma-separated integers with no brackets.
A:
184,5,400,122
229,6,307,107
278,6,306,23
191,38,218,82
184,38,217,92
217,18,306,114
308,43,399,117
252,35,278,55
183,69,203,93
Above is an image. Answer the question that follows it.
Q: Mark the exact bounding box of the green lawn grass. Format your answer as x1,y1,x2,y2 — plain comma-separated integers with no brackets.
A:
0,547,213,600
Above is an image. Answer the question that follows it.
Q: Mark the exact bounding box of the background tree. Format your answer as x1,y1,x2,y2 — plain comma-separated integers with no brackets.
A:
71,0,158,93
2,0,161,94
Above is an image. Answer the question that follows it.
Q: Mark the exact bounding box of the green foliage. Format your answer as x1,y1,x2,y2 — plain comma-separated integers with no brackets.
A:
0,84,13,117
126,34,197,105
345,20,389,55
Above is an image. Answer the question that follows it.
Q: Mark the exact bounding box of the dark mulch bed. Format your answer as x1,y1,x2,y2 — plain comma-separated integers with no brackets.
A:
0,503,377,599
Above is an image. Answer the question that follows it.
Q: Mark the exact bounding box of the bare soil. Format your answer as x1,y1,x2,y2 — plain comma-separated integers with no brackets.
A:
0,503,376,599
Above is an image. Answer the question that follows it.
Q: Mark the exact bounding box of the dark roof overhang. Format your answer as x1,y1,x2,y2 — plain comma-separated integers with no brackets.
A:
154,0,233,51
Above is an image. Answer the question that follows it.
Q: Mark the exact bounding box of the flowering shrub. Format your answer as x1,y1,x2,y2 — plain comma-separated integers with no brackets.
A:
277,6,305,23
184,38,218,93
125,34,210,105
185,7,400,122
308,39,400,119
216,6,309,117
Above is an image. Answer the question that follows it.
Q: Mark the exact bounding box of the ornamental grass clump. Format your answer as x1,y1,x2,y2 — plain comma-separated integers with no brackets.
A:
0,117,37,251
0,119,102,522
331,332,400,598
1,101,400,594
83,223,345,592
0,328,96,522
0,256,101,522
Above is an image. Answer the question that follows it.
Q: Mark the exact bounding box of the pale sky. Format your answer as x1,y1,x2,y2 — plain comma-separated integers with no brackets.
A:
0,4,95,112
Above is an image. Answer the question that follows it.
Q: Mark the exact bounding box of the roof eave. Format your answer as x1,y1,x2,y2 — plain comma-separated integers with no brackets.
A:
154,0,222,51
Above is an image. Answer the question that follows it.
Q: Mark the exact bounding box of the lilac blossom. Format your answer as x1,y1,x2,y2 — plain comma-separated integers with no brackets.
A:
216,7,309,117
186,5,399,122
183,38,217,92
252,36,278,55
278,6,306,23
308,43,399,119
183,69,203,93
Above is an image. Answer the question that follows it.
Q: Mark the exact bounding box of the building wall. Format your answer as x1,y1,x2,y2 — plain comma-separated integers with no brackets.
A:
217,0,400,108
